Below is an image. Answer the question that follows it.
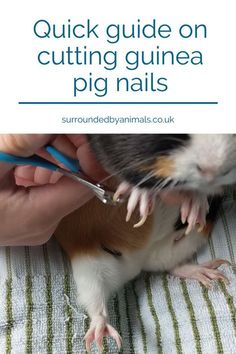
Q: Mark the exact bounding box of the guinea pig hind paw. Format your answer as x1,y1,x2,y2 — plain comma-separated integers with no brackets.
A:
84,322,122,353
171,260,230,289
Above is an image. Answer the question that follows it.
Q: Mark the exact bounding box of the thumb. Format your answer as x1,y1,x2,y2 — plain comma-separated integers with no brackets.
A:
0,134,55,156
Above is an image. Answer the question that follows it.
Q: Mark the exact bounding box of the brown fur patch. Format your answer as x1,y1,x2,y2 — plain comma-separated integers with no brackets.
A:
141,157,174,178
55,181,153,259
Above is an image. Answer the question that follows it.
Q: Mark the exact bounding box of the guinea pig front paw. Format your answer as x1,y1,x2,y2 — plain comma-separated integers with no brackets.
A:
125,187,155,228
180,191,209,234
114,182,156,228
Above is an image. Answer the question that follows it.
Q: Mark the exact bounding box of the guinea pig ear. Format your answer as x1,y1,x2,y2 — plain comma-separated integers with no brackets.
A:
140,156,175,179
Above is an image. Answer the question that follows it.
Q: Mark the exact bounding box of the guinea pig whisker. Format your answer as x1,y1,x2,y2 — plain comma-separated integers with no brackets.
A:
135,171,157,188
169,180,182,189
98,145,184,185
97,156,160,185
151,177,165,191
95,149,182,191
167,179,188,190
162,137,189,144
154,177,171,192
154,176,182,193
162,178,173,189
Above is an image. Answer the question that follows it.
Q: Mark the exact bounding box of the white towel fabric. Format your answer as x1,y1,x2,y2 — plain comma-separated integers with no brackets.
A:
0,192,236,354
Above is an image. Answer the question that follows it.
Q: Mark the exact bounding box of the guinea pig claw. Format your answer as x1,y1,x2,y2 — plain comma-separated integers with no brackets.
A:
133,213,148,228
126,209,132,222
121,185,155,227
185,223,194,235
180,198,191,224
113,181,131,202
134,190,155,228
126,188,142,222
180,191,209,235
197,223,205,233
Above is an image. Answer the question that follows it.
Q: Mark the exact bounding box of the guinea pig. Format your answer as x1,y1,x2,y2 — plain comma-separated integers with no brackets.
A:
55,134,235,352
88,134,236,231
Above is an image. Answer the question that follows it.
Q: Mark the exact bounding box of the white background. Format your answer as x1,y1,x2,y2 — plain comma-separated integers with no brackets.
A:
1,0,235,132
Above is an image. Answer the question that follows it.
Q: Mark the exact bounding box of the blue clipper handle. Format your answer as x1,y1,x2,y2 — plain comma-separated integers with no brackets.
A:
0,151,59,172
45,145,80,173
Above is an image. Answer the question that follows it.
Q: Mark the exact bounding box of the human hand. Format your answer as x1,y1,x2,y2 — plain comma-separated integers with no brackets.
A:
0,134,107,246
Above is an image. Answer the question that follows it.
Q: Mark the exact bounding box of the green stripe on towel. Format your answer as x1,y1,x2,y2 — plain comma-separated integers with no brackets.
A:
113,294,123,354
220,207,236,272
5,247,13,354
132,280,148,354
180,280,202,354
63,254,73,354
201,286,224,354
83,314,90,354
208,236,236,337
208,237,216,259
219,281,236,336
43,245,53,354
25,247,33,354
102,338,109,353
162,274,183,354
124,284,135,354
145,274,162,354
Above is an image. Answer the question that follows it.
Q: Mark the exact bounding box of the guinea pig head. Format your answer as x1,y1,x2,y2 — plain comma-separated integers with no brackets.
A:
88,134,236,194
169,134,236,193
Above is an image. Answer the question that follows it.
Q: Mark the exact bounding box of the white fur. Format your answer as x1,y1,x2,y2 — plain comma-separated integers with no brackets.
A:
71,199,206,328
171,134,236,193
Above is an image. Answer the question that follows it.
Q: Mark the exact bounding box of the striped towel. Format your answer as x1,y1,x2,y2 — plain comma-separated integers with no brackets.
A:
0,191,236,354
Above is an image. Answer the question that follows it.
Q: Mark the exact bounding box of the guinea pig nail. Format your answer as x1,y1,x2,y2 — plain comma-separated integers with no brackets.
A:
113,191,123,202
185,224,193,235
126,188,141,221
113,193,119,202
126,204,136,222
197,224,204,232
133,214,147,228
114,181,131,201
126,210,132,222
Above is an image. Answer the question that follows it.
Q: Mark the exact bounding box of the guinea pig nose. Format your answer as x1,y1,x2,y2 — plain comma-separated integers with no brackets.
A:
196,164,217,181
